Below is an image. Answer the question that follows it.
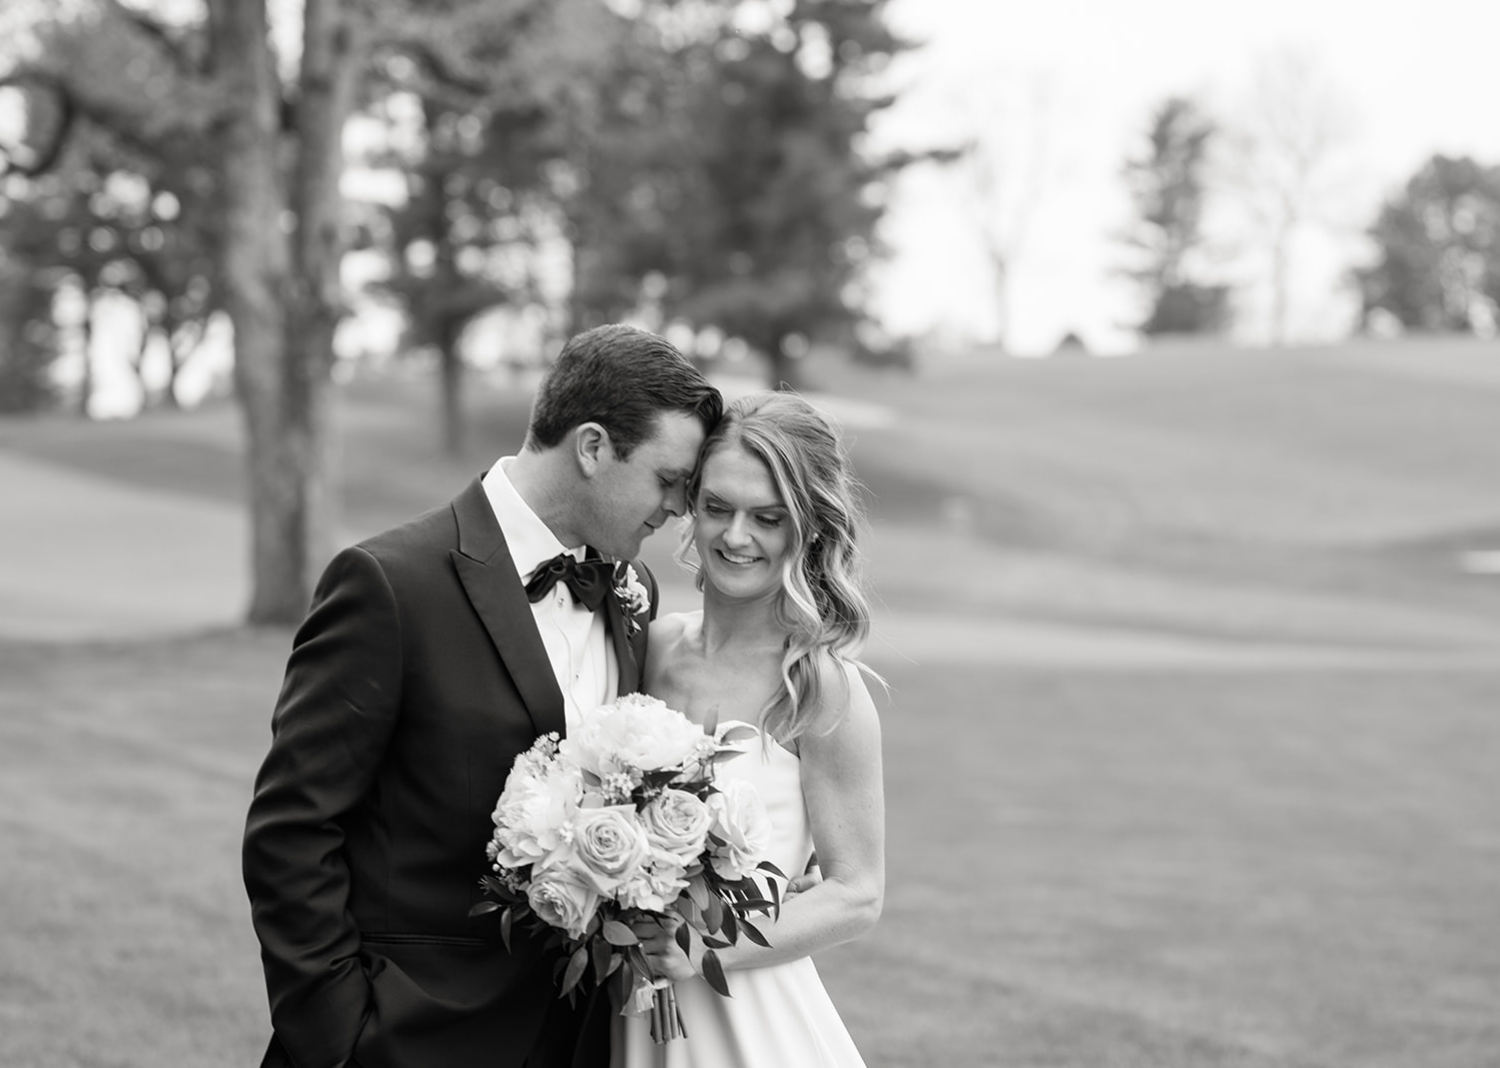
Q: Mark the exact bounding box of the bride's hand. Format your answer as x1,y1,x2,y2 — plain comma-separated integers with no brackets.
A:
629,912,698,983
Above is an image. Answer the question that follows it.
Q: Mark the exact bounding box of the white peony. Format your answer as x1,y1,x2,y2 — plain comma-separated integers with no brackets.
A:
560,694,715,781
489,743,584,869
705,778,772,881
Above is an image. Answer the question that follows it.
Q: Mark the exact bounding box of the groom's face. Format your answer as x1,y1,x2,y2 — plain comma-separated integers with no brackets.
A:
584,411,705,560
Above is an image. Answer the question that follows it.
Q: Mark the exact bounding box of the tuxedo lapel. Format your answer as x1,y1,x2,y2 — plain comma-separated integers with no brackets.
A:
603,587,640,695
449,478,566,739
587,552,642,697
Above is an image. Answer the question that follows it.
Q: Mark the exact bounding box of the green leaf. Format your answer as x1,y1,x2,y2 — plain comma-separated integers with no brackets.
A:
702,935,731,949
602,920,639,946
468,900,502,918
592,934,613,984
739,918,770,947
702,949,730,997
675,921,692,957
756,860,788,880
733,897,775,913
686,876,712,911
718,724,758,745
720,905,738,943
704,894,724,934
500,907,514,953
560,946,589,996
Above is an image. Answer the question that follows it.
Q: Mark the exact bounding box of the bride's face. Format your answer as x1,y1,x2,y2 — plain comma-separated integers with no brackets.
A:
693,442,791,601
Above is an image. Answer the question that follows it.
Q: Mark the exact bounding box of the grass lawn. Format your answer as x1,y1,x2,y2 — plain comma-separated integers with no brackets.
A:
2,636,1496,1067
3,336,1499,1066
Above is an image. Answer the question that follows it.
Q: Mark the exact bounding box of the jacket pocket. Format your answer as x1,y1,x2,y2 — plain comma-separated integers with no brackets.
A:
362,932,486,948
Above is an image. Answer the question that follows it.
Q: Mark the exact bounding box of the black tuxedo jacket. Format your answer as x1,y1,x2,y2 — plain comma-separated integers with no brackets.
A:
243,478,654,1068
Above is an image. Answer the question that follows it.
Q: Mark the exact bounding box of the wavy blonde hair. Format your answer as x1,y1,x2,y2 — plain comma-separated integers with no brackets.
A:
677,391,882,744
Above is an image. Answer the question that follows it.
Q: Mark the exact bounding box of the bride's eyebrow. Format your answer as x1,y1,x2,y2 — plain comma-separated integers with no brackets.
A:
702,489,784,512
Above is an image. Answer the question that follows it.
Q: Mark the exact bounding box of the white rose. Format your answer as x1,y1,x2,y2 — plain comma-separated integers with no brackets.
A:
618,848,691,913
571,804,650,892
705,778,772,881
525,860,602,940
641,789,713,867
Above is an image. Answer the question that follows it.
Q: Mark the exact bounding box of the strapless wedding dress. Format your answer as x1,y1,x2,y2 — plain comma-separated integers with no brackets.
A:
613,722,867,1068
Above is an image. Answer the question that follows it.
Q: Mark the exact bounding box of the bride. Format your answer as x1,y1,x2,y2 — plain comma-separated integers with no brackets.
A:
614,391,886,1068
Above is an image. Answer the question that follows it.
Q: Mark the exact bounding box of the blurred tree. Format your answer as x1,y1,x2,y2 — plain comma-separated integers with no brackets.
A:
1119,96,1230,336
0,117,221,410
619,0,921,388
1224,49,1347,345
963,72,1064,353
1354,154,1500,334
2,0,548,622
361,0,618,456
0,254,61,413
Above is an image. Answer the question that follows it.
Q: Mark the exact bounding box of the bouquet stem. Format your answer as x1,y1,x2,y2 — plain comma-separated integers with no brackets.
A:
650,984,686,1043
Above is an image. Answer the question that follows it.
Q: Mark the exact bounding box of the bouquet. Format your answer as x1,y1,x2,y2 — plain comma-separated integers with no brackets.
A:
471,693,783,1042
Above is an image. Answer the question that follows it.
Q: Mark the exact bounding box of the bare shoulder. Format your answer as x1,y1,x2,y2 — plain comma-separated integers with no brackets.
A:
802,658,883,762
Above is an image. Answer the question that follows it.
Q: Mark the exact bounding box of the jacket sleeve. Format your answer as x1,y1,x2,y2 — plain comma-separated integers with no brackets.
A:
243,545,402,1068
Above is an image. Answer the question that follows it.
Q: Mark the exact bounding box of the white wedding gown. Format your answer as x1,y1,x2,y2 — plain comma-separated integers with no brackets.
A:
613,722,867,1068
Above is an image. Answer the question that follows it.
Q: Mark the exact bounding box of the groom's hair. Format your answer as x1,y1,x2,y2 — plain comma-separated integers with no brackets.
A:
525,324,722,460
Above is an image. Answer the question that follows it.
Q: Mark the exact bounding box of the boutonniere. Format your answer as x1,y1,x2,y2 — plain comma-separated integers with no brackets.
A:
612,563,650,635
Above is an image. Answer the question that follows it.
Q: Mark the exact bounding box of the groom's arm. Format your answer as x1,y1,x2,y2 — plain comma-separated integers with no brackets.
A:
243,546,402,1068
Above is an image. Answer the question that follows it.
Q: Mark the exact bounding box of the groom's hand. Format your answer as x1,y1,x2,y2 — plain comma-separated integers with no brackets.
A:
786,858,823,899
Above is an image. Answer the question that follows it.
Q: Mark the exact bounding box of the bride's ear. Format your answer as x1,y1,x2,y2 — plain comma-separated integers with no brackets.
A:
573,423,611,477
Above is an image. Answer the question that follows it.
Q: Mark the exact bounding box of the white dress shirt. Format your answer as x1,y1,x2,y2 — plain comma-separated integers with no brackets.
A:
481,458,618,729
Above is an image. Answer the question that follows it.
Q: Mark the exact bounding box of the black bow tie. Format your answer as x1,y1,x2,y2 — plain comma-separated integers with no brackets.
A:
524,553,613,612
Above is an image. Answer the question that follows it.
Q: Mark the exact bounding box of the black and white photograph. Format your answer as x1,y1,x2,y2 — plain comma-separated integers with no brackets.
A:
1,1,1497,1066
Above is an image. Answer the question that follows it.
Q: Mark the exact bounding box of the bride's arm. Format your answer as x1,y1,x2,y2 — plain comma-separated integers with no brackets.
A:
641,662,885,976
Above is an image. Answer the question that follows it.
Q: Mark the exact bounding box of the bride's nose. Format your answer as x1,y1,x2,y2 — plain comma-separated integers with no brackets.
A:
723,514,752,546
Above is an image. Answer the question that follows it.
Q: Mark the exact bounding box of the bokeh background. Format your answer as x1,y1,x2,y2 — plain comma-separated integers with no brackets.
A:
3,2,1499,1066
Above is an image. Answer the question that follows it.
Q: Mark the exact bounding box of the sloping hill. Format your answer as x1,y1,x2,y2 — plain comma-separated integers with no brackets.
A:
3,338,1497,655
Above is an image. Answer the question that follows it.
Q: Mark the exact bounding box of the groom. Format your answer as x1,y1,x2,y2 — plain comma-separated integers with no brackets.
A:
243,324,721,1068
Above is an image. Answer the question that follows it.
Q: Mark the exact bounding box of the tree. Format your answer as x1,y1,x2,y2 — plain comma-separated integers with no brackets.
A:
1224,49,1347,345
1119,96,1230,336
3,0,549,623
1354,154,1500,334
962,72,1064,352
361,0,618,456
1,116,221,410
0,253,61,413
597,0,920,387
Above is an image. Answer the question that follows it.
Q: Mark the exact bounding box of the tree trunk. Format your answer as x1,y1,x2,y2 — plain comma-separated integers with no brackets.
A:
208,0,365,624
764,333,800,391
438,314,465,459
1269,219,1290,347
77,287,94,418
210,0,303,624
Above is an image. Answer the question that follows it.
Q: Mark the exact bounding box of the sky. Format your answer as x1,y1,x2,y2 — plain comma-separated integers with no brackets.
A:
869,0,1500,354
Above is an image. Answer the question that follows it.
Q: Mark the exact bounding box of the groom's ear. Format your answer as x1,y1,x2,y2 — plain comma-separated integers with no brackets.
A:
573,422,611,477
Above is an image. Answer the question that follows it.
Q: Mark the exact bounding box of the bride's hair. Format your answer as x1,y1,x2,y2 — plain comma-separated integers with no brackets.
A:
676,391,883,744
